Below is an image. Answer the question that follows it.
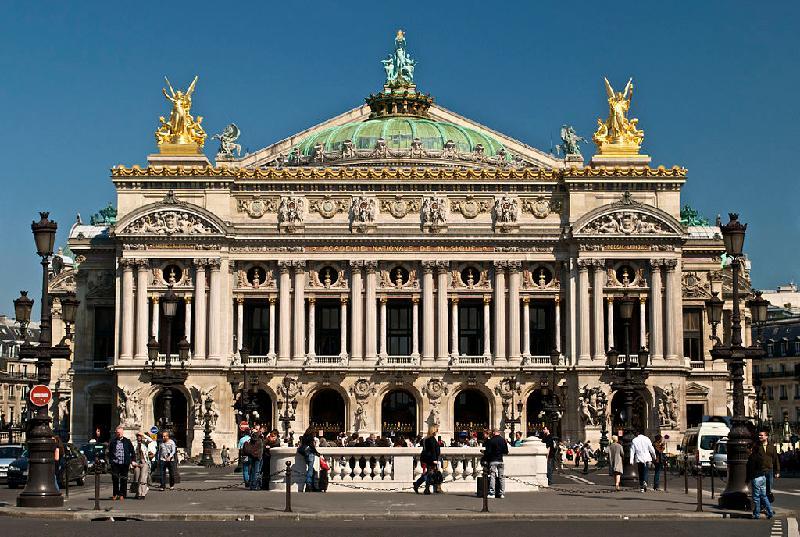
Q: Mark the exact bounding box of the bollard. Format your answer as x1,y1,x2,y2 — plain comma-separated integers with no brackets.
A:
695,462,703,512
663,457,668,492
93,464,101,511
683,453,689,495
481,463,489,513
284,461,292,513
710,457,715,499
64,464,69,499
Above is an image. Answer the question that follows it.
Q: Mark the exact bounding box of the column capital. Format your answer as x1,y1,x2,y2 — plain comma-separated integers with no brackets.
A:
269,296,278,304
365,260,378,273
554,295,561,304
435,260,450,273
192,257,209,268
120,258,137,270
412,296,420,304
664,258,678,270
349,260,365,269
591,258,606,268
207,258,222,270
291,260,306,272
521,296,530,304
483,295,491,304
640,296,647,304
379,295,388,304
340,296,349,304
576,258,590,271
135,258,151,270
493,260,508,270
421,260,436,273
184,296,192,304
235,296,245,305
278,260,292,273
649,258,664,269
507,260,522,273
606,296,614,303
451,296,459,304
151,295,160,304
308,296,316,304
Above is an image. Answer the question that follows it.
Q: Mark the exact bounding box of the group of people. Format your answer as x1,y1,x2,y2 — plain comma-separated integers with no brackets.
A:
237,425,281,490
605,431,666,492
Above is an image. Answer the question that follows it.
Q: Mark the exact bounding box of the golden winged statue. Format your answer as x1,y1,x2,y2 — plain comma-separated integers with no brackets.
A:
155,76,207,153
593,77,644,155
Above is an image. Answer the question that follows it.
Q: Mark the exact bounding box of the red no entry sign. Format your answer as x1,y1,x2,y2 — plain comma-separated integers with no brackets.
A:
239,420,249,432
29,385,52,407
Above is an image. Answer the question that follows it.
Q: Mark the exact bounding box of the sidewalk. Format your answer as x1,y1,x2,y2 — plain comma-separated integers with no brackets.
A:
0,467,776,521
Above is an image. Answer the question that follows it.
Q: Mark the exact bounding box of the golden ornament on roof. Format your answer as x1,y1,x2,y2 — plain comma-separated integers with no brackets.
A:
155,76,207,154
593,77,644,155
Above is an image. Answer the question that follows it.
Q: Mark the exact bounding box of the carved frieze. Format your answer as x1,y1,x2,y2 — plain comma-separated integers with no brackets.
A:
381,195,420,219
310,196,348,219
121,210,219,235
682,271,712,299
522,197,562,219
451,196,491,219
579,210,669,235
237,196,277,219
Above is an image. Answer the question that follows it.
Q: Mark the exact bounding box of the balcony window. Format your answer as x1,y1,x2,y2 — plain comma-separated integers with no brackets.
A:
93,306,114,368
683,309,702,361
780,385,788,400
387,300,412,356
158,298,187,354
458,300,483,356
315,299,341,356
243,301,270,356
530,301,554,355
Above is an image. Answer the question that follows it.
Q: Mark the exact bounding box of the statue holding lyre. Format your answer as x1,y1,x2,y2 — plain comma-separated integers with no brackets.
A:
155,75,207,152
593,77,644,155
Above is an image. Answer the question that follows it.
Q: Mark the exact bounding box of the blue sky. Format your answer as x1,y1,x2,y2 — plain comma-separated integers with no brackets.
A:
1,1,798,316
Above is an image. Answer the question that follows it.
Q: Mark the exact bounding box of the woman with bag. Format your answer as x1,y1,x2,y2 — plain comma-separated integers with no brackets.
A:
298,428,320,492
413,425,440,495
318,454,330,492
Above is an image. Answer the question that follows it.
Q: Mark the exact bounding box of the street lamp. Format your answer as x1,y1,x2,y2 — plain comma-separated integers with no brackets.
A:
17,212,70,508
705,291,724,347
709,213,768,510
605,294,649,488
278,376,299,444
544,349,563,449
146,285,188,437
200,397,215,467
501,378,523,443
13,291,33,343
60,291,80,344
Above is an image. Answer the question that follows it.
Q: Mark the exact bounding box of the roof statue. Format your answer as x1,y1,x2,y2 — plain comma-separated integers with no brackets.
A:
593,77,644,156
556,125,586,158
382,29,416,87
89,202,117,226
680,204,710,227
212,123,242,158
155,76,207,154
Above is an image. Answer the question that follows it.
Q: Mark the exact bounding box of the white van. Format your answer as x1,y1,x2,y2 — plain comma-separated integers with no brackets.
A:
678,421,730,473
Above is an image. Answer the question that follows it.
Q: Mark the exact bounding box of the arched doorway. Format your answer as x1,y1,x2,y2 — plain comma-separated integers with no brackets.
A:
453,389,490,441
252,389,273,429
610,390,647,435
381,389,417,439
309,389,346,440
154,388,188,448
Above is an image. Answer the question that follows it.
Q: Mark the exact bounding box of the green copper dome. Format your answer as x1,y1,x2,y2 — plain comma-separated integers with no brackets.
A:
295,117,506,158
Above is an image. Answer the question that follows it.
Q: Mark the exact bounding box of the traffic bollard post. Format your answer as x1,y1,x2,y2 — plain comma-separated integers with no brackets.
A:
481,463,489,513
663,457,668,492
93,464,101,511
64,464,69,499
683,453,689,495
710,457,715,499
284,461,292,513
695,462,703,512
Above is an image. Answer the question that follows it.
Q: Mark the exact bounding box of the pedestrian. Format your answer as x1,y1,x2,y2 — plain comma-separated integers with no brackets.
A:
53,435,65,490
132,432,152,499
238,426,251,486
482,427,509,498
753,428,780,501
245,426,264,490
108,426,135,500
413,425,440,495
581,441,592,474
540,426,556,485
261,429,280,490
298,427,320,492
513,431,524,447
607,435,624,491
747,443,774,519
629,430,656,492
158,430,177,491
652,434,665,491
220,446,230,466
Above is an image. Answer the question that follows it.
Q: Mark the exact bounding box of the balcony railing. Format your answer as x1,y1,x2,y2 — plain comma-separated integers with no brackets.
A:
449,355,492,368
378,355,419,367
523,355,556,366
690,360,705,369
303,354,349,368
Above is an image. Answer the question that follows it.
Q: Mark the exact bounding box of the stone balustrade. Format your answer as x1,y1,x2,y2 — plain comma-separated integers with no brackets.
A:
268,436,548,492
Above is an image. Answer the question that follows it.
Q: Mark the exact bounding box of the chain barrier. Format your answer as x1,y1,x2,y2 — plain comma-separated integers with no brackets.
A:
171,468,285,492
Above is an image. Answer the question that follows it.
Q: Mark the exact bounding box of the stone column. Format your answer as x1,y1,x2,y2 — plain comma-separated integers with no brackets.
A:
134,260,149,359
606,297,615,350
450,296,459,357
522,296,531,360
649,260,663,361
507,261,522,364
268,297,277,358
436,261,450,361
664,259,678,360
592,259,605,361
120,259,135,360
379,296,388,358
278,261,292,362
340,296,348,359
639,296,647,352
554,295,561,353
193,259,207,359
411,297,420,359
483,295,492,357
307,296,316,357
422,261,436,362
151,296,159,339
349,261,364,360
565,261,577,365
184,296,192,344
364,261,378,361
292,261,306,361
207,259,222,360
577,259,591,363
493,261,507,361
236,296,244,351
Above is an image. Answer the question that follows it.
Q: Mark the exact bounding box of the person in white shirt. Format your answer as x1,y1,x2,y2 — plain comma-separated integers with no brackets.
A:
629,431,657,492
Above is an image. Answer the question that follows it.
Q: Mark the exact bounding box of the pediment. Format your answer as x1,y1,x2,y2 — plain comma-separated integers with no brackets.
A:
114,191,226,237
236,104,562,170
685,382,710,396
574,197,683,237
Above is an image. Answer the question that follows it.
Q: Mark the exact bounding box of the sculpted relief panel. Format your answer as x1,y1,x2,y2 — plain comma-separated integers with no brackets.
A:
121,210,219,235
579,210,670,235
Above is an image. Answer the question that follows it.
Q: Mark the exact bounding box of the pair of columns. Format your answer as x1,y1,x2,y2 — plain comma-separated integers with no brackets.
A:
119,257,221,361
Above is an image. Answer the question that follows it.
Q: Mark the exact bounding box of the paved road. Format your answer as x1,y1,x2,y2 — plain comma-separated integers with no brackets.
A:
0,519,790,537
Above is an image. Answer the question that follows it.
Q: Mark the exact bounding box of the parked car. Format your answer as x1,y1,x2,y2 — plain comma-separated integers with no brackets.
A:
79,442,107,472
0,445,24,483
678,421,730,474
711,438,727,476
7,443,88,489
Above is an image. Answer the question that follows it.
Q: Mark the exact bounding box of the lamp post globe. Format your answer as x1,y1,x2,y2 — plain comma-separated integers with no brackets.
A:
14,291,33,340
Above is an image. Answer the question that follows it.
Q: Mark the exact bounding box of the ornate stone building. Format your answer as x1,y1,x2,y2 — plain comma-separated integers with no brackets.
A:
67,33,748,454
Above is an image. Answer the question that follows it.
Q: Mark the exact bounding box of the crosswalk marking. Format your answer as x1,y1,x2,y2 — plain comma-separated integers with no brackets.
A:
772,518,784,537
788,517,798,537
563,474,595,485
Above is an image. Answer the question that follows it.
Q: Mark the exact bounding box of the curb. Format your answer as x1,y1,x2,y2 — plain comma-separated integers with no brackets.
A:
0,507,759,522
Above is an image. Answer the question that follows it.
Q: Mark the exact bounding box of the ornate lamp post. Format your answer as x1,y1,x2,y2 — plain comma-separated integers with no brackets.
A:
605,294,649,488
237,346,258,425
13,291,33,343
543,349,563,446
146,285,188,436
501,378,523,442
59,291,80,343
199,397,215,467
706,213,768,510
17,212,72,508
277,376,299,444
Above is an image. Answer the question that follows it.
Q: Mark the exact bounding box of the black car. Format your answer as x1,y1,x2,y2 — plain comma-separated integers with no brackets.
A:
79,442,108,472
7,443,88,489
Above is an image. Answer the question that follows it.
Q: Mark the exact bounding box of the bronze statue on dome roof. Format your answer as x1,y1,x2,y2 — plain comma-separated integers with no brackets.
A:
382,29,417,87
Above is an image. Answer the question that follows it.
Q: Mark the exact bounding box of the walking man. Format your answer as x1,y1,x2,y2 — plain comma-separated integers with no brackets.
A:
107,426,135,500
158,431,177,490
629,430,656,492
131,432,152,499
483,427,509,498
541,426,556,486
748,443,774,519
752,428,780,501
